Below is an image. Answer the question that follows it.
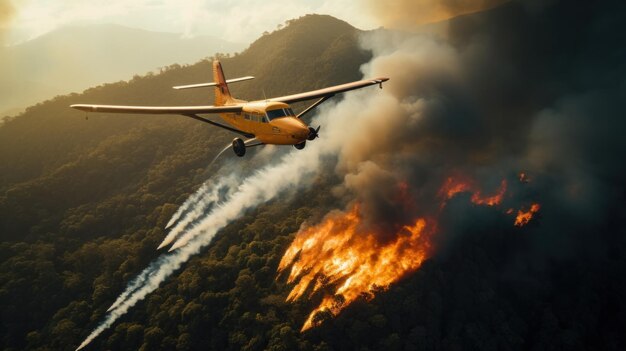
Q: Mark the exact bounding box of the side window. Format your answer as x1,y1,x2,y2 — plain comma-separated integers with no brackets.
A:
252,114,268,123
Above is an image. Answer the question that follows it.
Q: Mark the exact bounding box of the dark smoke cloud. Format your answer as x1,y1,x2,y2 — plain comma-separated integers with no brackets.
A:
326,0,626,265
445,0,626,228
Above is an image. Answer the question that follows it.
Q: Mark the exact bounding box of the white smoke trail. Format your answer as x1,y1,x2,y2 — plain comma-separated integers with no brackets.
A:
169,150,321,250
75,139,326,350
165,183,209,229
107,178,237,311
105,267,150,312
159,175,239,249
164,171,236,231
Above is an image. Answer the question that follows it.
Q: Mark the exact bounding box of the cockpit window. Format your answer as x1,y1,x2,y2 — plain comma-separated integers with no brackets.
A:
245,113,268,123
266,108,295,120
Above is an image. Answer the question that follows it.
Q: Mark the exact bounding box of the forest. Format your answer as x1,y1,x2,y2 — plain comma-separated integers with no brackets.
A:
2,5,626,351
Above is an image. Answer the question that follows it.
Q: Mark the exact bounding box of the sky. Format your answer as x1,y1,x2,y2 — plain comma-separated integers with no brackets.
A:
3,0,379,45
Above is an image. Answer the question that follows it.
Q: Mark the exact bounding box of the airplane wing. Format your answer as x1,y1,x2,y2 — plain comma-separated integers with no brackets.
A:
266,78,389,104
71,104,253,138
70,104,243,114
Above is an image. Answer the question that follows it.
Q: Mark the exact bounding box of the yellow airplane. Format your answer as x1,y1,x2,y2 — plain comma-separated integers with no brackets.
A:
71,61,388,157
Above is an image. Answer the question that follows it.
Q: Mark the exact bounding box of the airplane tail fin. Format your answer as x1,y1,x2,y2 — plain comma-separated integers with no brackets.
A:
213,60,232,106
171,61,253,105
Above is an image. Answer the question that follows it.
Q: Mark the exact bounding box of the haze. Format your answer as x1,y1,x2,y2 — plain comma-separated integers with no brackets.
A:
0,0,504,118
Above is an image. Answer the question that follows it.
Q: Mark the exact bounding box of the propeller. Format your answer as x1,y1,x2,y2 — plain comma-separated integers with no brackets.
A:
307,126,321,141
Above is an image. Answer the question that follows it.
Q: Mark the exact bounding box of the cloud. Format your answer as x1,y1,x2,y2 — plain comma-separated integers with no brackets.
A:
5,0,379,45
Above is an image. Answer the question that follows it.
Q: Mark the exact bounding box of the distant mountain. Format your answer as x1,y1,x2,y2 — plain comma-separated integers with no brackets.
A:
0,24,244,117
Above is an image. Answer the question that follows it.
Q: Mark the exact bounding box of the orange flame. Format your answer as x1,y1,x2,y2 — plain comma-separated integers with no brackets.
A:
278,203,434,331
439,177,507,206
519,172,530,183
440,176,473,199
514,203,541,227
280,172,540,332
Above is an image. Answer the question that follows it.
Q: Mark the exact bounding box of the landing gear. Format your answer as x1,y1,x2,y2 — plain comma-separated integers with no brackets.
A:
232,138,246,157
294,141,306,150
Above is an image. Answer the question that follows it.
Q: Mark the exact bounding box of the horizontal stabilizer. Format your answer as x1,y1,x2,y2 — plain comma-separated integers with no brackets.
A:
173,76,254,90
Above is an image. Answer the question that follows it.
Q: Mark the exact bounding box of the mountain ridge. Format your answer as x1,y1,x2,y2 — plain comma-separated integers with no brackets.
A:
0,23,245,117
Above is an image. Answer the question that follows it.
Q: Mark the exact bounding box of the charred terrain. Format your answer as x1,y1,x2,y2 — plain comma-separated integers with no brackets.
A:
1,1,626,350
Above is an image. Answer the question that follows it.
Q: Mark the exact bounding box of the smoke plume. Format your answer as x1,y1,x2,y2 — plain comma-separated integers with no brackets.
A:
330,0,626,254
281,0,626,331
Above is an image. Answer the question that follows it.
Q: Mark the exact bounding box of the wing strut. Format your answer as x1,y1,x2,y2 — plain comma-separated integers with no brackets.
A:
296,95,334,119
244,139,264,147
183,114,255,138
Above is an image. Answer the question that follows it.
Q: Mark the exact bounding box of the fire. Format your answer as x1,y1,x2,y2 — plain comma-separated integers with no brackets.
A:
279,172,540,332
440,177,507,206
440,175,541,226
519,172,530,183
514,203,541,227
471,179,507,206
440,176,473,199
278,203,434,331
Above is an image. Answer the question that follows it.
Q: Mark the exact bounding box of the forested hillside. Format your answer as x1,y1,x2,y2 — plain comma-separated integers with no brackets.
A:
0,14,371,350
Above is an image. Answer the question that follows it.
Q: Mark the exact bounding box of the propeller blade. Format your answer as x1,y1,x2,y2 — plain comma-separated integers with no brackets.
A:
307,126,320,141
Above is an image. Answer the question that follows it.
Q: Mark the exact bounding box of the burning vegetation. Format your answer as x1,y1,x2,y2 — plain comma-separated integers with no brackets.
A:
439,177,507,206
514,203,541,227
278,203,435,331
279,172,541,331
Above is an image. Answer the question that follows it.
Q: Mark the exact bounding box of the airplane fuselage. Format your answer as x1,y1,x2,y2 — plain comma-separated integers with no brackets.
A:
220,100,310,145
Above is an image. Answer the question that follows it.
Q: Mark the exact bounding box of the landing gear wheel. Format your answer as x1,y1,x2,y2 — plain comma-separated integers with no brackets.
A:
294,141,306,150
232,138,246,157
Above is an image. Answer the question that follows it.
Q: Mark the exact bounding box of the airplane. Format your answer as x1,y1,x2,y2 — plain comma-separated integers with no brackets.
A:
71,61,388,157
